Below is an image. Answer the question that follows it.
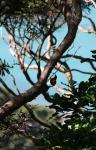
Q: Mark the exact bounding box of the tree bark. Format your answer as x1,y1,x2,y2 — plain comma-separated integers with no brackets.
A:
0,0,82,121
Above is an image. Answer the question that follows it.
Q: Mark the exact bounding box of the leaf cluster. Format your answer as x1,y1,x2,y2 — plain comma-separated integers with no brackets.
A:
0,58,12,76
35,76,96,149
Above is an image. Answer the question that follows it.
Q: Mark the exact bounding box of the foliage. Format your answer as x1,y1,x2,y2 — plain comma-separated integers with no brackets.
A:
34,76,96,150
0,59,12,76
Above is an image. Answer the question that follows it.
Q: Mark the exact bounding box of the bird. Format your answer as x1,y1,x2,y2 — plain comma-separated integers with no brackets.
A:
50,75,57,86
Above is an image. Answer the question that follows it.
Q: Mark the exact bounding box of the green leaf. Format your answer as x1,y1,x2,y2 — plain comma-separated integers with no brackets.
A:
91,50,96,54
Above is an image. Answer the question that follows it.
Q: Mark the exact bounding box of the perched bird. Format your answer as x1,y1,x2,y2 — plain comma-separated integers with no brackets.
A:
50,75,57,86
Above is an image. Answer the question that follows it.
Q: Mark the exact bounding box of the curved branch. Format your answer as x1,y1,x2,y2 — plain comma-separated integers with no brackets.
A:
71,69,95,75
62,54,95,62
62,54,96,71
0,0,82,121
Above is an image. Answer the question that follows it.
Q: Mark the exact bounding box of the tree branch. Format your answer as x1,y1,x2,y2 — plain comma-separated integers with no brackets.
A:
0,0,82,121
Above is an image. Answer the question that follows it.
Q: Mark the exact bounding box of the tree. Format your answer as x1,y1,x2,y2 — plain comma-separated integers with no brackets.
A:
0,0,96,149
0,0,82,119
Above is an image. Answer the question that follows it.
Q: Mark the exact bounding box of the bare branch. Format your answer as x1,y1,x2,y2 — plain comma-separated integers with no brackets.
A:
62,54,96,71
71,69,95,75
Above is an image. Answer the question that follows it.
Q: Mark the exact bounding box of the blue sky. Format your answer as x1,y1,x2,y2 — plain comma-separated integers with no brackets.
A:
0,6,96,105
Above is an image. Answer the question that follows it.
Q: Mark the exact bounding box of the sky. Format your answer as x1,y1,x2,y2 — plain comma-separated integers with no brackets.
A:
0,6,96,105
